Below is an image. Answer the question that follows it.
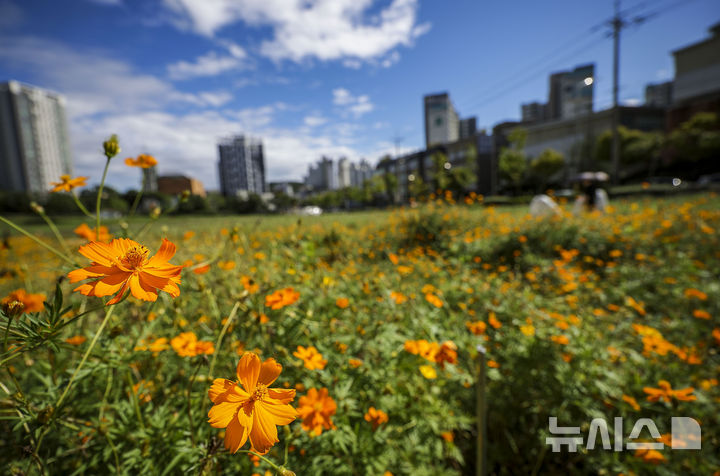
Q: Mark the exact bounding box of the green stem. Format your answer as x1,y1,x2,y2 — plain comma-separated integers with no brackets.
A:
96,158,112,237
3,315,14,352
35,305,116,456
0,215,76,266
129,173,146,217
238,450,283,473
207,301,240,380
36,210,73,258
186,359,203,447
125,369,146,429
71,193,94,218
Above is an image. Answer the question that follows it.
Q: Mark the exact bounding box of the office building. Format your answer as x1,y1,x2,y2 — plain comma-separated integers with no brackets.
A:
521,102,548,123
217,135,266,196
645,81,673,108
669,22,720,128
459,117,477,139
424,93,459,147
0,81,73,193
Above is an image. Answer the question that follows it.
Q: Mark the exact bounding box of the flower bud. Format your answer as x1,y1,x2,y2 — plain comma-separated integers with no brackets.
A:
150,206,161,219
279,468,296,476
2,300,24,317
103,134,120,159
29,201,44,215
180,190,191,202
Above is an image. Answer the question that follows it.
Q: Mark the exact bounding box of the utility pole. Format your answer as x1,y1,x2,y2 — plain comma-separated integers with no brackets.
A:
610,0,623,185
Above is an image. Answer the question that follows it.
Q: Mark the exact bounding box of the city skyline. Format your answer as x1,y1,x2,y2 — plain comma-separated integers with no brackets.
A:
0,0,716,192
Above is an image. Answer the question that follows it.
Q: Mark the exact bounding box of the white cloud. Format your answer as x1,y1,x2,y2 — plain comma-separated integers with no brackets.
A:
0,36,235,117
0,35,380,190
332,88,354,106
304,114,327,127
167,46,247,80
381,50,401,68
342,59,363,70
332,88,374,118
161,0,430,64
624,98,641,106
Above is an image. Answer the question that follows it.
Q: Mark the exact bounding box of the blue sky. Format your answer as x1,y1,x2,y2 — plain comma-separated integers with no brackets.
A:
0,0,717,191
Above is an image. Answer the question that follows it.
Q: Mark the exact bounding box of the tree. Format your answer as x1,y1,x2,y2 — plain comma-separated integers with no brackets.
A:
530,148,565,189
669,112,720,162
595,126,663,164
499,128,528,194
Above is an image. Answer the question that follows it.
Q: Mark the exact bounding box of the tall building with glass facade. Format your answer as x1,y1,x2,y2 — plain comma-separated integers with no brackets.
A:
0,81,73,193
217,135,266,196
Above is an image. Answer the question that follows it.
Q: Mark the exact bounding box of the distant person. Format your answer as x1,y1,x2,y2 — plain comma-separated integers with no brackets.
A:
572,175,609,214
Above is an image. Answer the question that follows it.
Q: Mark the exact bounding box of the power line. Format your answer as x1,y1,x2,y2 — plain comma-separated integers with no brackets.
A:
457,0,699,123
461,29,609,113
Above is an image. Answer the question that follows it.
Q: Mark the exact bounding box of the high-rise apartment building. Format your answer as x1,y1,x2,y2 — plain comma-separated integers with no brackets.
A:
547,64,595,120
217,135,266,196
337,157,351,188
143,165,158,192
0,81,73,193
424,93,459,147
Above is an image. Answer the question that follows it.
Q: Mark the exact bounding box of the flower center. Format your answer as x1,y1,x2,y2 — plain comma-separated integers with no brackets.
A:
251,383,268,402
121,246,149,269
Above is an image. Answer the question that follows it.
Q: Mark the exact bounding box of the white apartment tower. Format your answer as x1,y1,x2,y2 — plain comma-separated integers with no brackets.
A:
424,93,460,148
217,135,266,196
0,81,73,193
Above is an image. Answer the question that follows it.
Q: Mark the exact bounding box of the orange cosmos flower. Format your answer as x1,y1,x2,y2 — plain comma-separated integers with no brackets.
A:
488,312,502,329
65,335,87,346
364,407,388,430
241,276,259,294
2,289,45,314
124,153,157,168
390,291,407,304
434,340,457,368
74,223,112,242
349,358,363,368
684,288,707,300
293,345,327,370
171,332,214,357
265,287,300,310
297,387,336,436
713,328,720,346
67,238,182,305
207,352,297,454
622,394,640,411
692,309,710,320
425,293,443,308
335,297,350,309
643,380,696,403
551,335,569,345
466,320,487,335
50,174,88,192
634,448,665,464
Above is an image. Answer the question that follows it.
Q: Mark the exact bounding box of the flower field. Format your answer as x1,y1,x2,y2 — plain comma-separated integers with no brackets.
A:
1,154,719,474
